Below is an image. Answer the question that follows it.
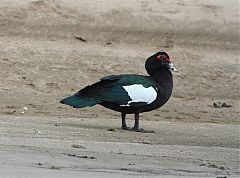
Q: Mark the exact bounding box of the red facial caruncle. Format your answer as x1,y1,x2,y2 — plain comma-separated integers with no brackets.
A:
156,54,171,62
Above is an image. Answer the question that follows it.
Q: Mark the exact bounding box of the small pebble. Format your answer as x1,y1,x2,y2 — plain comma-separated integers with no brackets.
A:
71,144,86,149
34,129,41,134
108,128,117,132
35,162,42,166
213,102,232,108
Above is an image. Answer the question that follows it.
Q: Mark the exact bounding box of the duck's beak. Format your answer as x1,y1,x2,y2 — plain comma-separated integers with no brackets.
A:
169,63,178,72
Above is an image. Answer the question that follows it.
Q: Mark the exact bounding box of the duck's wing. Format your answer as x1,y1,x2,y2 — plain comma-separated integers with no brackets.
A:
77,75,157,107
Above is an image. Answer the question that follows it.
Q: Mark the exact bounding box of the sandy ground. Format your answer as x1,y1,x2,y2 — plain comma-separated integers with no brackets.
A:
0,115,239,177
0,0,239,177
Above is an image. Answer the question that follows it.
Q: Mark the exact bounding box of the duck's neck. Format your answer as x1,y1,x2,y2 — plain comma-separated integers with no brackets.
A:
150,68,173,98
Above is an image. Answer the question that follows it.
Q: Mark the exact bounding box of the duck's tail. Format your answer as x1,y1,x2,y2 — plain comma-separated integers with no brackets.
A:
60,95,100,108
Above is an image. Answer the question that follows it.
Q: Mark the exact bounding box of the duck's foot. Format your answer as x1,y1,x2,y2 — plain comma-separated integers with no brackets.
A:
132,127,155,133
121,126,131,130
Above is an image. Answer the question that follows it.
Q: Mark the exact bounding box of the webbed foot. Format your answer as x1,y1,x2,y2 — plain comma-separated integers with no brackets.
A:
121,126,132,130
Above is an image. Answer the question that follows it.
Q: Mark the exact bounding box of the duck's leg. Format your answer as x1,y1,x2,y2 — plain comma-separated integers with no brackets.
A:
132,113,141,131
121,112,131,130
132,113,155,133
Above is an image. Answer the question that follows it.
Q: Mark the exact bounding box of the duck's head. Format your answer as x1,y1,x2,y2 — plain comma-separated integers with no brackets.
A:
145,52,177,75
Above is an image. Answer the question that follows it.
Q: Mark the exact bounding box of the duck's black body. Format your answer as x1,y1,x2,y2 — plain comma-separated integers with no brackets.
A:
100,70,173,114
60,52,176,133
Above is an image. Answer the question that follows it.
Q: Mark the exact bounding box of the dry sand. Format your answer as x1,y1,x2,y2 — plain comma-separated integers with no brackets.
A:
0,0,239,177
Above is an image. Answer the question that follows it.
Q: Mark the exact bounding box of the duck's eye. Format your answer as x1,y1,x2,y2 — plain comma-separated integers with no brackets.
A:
156,55,162,60
156,55,165,60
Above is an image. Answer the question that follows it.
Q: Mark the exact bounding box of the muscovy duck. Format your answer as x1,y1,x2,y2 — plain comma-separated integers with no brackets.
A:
60,52,177,133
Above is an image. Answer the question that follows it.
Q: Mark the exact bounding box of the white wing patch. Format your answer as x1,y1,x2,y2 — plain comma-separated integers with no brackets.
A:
121,84,157,106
